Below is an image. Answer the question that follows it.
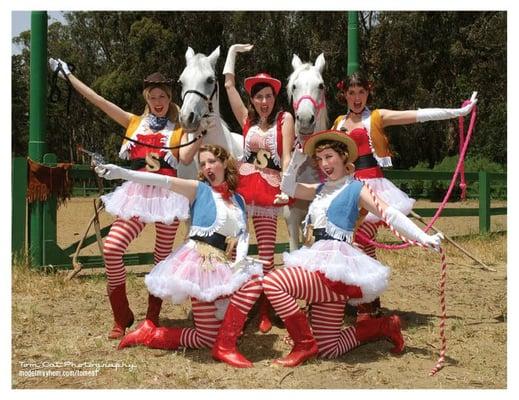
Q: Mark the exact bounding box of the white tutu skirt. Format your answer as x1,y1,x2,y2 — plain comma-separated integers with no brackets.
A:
100,181,190,224
283,239,390,305
362,177,415,223
145,240,263,304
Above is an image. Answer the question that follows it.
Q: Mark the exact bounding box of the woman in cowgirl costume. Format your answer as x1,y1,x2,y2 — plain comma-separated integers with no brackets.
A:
332,72,476,319
49,58,198,339
222,44,295,333
96,144,263,368
262,130,443,367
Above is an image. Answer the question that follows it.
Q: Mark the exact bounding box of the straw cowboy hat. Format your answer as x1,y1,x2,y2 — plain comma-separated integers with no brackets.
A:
244,73,282,96
302,129,358,163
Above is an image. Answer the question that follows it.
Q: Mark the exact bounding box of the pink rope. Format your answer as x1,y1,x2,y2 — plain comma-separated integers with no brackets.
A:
364,183,448,376
355,101,478,250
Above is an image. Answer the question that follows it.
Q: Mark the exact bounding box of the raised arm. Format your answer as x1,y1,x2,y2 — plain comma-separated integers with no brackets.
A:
281,112,295,172
49,58,132,128
378,91,478,128
358,185,442,250
223,44,253,128
95,163,198,202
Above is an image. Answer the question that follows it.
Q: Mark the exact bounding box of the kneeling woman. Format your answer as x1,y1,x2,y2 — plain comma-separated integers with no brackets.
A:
264,131,442,367
95,144,263,368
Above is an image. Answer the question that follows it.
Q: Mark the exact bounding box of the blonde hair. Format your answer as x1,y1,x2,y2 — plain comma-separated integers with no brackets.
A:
142,84,179,123
197,144,239,191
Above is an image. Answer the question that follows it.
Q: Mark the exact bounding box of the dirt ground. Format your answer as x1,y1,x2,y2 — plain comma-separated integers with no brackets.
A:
11,197,507,389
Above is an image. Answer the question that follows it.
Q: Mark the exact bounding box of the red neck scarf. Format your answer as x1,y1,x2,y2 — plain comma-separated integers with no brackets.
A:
212,182,232,201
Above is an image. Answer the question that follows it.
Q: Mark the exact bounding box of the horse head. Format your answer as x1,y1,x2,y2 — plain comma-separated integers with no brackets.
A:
287,53,328,139
178,46,220,133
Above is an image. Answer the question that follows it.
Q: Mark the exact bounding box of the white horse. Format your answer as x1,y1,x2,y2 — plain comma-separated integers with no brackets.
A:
283,53,329,251
176,46,243,179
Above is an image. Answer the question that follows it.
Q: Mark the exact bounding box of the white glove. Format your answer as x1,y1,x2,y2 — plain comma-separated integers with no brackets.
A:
383,206,443,251
95,164,172,188
48,58,72,79
279,149,307,197
273,192,290,205
223,44,253,75
416,91,478,122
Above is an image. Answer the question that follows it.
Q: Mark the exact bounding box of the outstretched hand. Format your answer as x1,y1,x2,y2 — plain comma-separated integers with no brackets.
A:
460,91,478,116
94,164,125,180
48,58,72,79
424,232,444,252
230,44,254,53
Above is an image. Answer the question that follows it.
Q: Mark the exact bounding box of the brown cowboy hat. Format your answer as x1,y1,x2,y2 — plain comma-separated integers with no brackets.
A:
244,73,282,96
302,129,358,163
143,72,173,88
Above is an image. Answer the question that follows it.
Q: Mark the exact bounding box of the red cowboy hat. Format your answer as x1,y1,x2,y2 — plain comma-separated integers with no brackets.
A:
302,129,358,163
244,73,282,96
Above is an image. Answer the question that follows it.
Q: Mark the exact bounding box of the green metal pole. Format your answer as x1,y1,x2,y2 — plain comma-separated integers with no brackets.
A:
479,171,491,234
347,11,359,75
28,11,48,267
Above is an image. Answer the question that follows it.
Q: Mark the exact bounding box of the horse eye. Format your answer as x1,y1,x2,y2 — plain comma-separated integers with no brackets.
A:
318,83,324,90
292,84,296,91
207,76,215,84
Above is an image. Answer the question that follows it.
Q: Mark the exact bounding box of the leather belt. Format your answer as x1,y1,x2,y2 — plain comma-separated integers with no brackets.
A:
246,152,281,171
313,228,344,242
354,154,379,170
130,158,173,170
190,233,227,252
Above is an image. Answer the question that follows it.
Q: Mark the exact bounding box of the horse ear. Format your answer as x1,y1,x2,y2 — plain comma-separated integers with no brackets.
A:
185,47,195,62
315,53,326,73
208,46,220,69
292,54,303,70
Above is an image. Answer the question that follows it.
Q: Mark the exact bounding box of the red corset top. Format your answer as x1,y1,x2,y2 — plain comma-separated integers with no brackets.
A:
129,133,167,159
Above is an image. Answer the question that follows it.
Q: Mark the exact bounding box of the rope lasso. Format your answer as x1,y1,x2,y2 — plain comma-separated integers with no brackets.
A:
355,100,478,249
364,182,448,376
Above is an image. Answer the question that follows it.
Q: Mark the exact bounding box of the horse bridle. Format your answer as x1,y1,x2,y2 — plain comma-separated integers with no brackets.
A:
181,80,218,117
292,92,326,116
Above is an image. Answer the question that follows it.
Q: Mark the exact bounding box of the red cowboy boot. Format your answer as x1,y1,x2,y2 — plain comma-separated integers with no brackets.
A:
355,300,382,323
107,284,134,339
257,294,273,333
273,310,318,367
118,318,156,350
144,326,183,350
212,303,253,368
145,294,163,326
355,314,405,354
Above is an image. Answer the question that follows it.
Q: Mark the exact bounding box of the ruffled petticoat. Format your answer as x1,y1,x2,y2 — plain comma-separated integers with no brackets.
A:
283,239,390,305
101,181,190,224
361,177,415,223
145,240,263,304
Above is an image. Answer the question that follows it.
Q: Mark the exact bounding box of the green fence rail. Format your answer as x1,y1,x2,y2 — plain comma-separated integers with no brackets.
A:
11,156,507,269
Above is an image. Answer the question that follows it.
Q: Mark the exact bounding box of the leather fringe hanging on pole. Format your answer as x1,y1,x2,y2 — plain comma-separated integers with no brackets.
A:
26,158,74,205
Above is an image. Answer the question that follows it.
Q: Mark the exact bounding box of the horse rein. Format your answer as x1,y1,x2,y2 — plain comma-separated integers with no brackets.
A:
181,80,218,116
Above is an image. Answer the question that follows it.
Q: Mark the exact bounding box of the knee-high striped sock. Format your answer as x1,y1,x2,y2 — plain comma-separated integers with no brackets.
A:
179,300,221,349
252,215,277,274
355,221,379,259
310,302,360,358
103,218,145,290
230,276,263,315
263,267,343,320
154,220,179,263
